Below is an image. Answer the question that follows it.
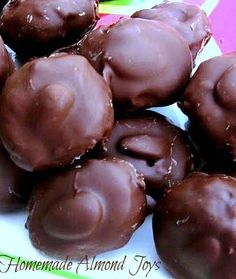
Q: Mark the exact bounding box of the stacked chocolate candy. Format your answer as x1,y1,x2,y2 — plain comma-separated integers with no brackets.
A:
1,2,235,279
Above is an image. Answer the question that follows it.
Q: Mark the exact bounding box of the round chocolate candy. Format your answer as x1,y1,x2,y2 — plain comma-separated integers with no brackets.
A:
94,111,194,199
78,18,192,111
153,172,236,279
0,54,113,171
0,146,30,212
132,2,212,61
0,0,99,56
180,53,236,162
27,159,146,260
0,35,14,90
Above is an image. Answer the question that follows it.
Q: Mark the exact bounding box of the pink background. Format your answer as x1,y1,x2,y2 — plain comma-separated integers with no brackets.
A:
189,0,236,53
99,0,236,54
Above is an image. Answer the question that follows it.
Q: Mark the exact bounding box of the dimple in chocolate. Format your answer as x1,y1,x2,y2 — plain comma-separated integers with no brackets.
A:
27,159,147,260
0,54,114,171
180,53,236,163
77,18,192,111
94,111,194,199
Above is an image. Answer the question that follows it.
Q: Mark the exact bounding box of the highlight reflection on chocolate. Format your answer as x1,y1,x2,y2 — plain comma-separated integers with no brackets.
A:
27,159,147,260
77,18,192,111
0,36,14,90
0,54,114,171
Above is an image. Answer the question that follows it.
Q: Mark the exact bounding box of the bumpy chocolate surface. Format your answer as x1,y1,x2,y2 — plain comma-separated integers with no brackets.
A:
0,0,99,56
153,172,236,279
78,18,192,110
180,53,236,162
27,159,146,260
132,2,212,60
0,35,14,90
96,111,193,199
0,54,113,171
0,146,30,212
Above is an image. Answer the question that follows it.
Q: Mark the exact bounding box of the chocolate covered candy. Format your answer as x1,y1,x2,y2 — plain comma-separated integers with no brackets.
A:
78,18,192,110
0,146,30,212
0,54,113,171
95,111,193,199
0,35,14,90
56,25,108,75
132,2,212,60
0,0,99,56
153,172,236,279
27,159,146,260
79,25,109,73
180,53,236,162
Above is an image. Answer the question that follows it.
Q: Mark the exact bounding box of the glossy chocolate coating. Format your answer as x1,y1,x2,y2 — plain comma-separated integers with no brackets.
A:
180,53,236,162
79,25,109,73
0,35,14,90
96,111,193,199
78,18,192,110
132,2,212,60
153,172,236,279
56,25,109,74
0,146,30,212
0,54,113,171
0,0,99,56
27,159,146,260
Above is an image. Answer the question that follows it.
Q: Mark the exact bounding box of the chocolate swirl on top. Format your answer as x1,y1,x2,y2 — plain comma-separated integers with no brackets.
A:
27,159,146,260
132,2,212,60
180,53,236,162
0,54,113,171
